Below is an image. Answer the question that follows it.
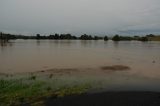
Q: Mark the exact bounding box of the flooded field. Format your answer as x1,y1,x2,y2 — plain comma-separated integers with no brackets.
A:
0,40,160,76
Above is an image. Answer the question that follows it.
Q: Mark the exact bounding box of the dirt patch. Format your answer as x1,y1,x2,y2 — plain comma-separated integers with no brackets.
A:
100,65,130,71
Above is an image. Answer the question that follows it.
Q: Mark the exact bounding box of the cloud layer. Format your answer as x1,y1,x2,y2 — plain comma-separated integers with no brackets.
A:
0,0,160,35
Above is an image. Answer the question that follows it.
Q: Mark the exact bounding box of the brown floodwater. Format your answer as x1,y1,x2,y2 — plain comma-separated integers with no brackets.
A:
0,40,160,76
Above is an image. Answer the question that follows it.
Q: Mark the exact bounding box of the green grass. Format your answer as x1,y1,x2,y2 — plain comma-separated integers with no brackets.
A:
0,79,45,105
54,84,91,97
0,77,92,106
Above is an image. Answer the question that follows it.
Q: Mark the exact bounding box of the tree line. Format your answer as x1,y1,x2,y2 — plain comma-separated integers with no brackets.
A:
0,32,159,41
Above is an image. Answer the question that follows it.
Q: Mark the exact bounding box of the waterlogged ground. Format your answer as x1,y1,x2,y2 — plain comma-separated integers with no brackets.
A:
0,73,94,105
1,66,160,105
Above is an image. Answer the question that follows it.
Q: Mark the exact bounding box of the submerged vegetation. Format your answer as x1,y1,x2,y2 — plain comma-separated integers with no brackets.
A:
1,32,160,41
101,65,131,71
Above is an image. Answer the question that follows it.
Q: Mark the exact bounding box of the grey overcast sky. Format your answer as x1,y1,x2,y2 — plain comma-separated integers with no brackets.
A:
0,0,160,36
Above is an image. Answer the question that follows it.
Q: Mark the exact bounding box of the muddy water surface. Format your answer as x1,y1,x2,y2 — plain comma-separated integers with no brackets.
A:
0,40,160,91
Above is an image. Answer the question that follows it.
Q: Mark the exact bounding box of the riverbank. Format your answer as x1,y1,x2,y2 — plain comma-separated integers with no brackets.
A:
2,76,160,106
0,73,93,106
1,65,160,106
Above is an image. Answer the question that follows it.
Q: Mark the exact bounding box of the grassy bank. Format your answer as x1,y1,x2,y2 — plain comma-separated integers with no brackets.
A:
0,66,131,105
0,74,94,106
1,65,159,105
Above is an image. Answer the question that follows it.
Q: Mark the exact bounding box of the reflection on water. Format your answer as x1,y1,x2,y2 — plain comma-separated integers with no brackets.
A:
80,40,93,47
0,40,12,47
0,40,13,51
0,40,160,77
113,41,119,48
36,40,41,46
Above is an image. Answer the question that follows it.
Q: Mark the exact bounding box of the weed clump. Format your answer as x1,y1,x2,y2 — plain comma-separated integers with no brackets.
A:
29,75,36,80
49,74,53,79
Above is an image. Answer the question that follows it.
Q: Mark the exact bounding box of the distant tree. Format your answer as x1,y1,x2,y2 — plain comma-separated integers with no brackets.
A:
88,35,93,40
146,34,155,37
80,34,93,40
133,36,140,40
112,35,120,41
66,34,72,39
134,36,139,38
59,34,70,39
93,36,100,40
119,36,132,41
59,34,64,39
49,35,54,39
72,36,77,39
54,33,60,39
0,32,2,39
36,34,41,39
104,36,109,41
49,33,77,40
